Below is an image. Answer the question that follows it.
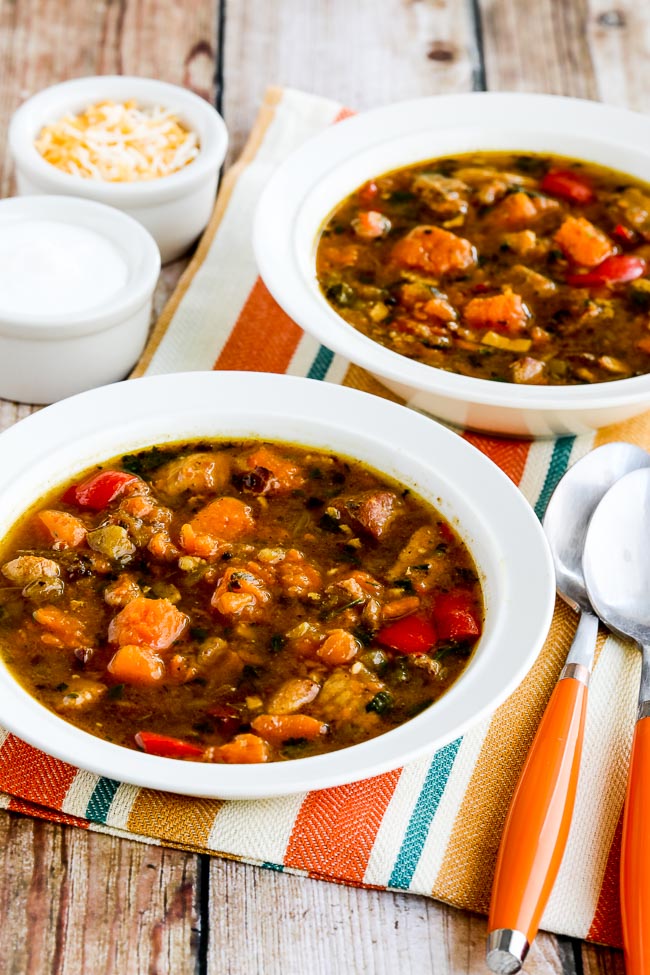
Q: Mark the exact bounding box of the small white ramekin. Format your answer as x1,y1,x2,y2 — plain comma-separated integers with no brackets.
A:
9,75,228,263
0,195,160,404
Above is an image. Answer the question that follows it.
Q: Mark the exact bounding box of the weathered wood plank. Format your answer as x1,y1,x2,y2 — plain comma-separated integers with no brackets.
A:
222,0,478,161
480,0,599,97
581,942,626,975
0,3,219,973
0,811,201,975
586,0,650,112
208,858,573,975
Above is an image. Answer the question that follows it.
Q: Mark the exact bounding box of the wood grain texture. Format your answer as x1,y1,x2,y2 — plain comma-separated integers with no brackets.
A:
1,0,649,972
480,0,599,96
0,2,218,973
207,858,574,975
221,0,478,162
586,0,650,112
0,813,201,975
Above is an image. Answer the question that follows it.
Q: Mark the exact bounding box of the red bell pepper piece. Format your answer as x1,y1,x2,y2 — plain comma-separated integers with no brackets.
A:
433,591,481,643
613,223,637,244
377,615,437,654
358,180,379,205
540,168,594,205
62,470,141,510
566,255,646,288
135,731,205,759
207,703,241,736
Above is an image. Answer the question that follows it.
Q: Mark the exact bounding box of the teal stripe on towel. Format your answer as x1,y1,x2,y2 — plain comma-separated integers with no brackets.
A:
307,345,334,381
534,437,575,520
85,776,120,823
388,737,462,889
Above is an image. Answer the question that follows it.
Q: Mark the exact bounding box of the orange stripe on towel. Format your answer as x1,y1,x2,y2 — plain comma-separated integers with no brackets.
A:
0,735,77,807
463,433,530,485
214,278,303,372
8,795,90,828
284,769,401,883
587,806,624,948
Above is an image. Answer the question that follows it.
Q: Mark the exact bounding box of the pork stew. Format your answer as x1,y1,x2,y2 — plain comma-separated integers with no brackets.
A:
316,152,650,386
0,440,483,763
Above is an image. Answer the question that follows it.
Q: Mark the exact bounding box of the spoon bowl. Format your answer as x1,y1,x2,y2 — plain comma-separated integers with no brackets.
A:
583,466,650,974
488,442,650,975
584,467,650,641
543,443,650,615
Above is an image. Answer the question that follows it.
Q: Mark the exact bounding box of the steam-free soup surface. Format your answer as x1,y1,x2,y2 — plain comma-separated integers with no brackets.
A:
0,440,482,763
316,152,650,385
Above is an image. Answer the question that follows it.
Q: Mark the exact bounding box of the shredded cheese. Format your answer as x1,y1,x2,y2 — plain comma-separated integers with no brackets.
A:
35,100,200,182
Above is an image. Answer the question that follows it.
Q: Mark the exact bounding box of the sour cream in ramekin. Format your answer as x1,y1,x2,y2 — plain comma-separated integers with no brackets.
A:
0,195,160,404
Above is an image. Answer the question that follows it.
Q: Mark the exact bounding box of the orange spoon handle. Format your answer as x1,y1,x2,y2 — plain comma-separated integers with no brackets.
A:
487,673,588,971
621,714,650,974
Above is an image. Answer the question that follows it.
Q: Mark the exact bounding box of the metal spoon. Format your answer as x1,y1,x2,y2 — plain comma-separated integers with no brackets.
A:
583,466,650,975
487,442,650,975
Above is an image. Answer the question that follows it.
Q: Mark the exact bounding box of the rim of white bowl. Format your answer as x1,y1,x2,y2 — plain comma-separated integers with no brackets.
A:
0,371,555,799
254,91,650,415
9,75,228,207
0,195,160,337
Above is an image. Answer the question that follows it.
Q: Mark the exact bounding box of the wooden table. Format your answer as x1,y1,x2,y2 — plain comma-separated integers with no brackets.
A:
0,1,647,971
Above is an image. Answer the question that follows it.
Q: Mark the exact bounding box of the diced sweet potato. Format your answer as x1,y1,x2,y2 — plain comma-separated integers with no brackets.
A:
317,629,360,666
251,714,328,744
33,604,89,649
236,446,306,495
147,532,181,562
318,244,360,268
390,225,476,277
209,733,270,764
489,191,558,229
422,295,457,322
188,497,254,541
211,567,271,620
464,292,530,334
554,216,615,267
179,523,221,559
35,510,87,549
104,573,141,608
276,551,322,597
108,596,188,650
107,644,166,685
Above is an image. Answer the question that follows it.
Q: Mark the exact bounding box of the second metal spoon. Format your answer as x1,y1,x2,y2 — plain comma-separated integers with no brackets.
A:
487,442,650,974
583,467,650,975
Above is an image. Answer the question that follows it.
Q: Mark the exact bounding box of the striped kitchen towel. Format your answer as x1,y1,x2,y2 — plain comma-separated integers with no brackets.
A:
0,86,646,948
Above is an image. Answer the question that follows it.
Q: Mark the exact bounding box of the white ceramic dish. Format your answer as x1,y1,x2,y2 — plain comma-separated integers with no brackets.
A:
9,75,228,262
0,371,554,799
0,195,160,404
254,92,650,438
